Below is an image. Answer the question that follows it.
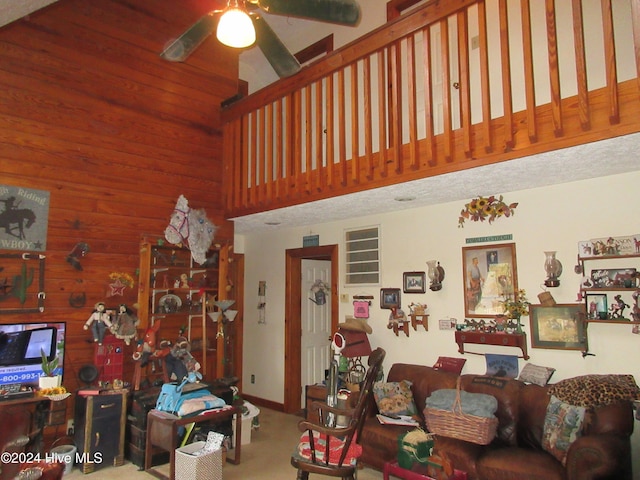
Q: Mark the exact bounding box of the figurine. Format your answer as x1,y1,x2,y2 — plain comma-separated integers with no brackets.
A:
609,294,630,319
84,302,112,345
110,303,139,345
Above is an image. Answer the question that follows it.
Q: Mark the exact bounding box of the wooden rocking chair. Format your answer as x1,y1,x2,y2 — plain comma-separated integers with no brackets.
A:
291,347,385,480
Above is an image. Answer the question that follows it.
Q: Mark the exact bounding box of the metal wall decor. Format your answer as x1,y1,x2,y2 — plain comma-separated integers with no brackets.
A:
0,252,46,314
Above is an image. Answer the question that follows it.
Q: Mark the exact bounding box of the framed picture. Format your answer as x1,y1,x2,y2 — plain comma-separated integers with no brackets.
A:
462,242,518,318
585,293,608,320
380,288,401,309
530,304,587,350
403,271,426,293
590,268,637,288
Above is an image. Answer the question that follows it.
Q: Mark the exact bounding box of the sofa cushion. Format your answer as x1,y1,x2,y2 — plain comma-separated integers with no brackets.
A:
433,356,466,374
461,375,524,446
517,363,556,386
476,446,565,480
373,380,418,416
541,395,586,465
548,374,640,408
386,364,458,419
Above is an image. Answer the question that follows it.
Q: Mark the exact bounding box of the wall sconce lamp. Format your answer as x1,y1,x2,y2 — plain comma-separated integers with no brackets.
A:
544,251,563,287
427,260,445,291
216,0,256,49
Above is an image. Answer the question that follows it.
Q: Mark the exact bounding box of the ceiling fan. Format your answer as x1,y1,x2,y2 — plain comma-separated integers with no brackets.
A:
160,0,361,79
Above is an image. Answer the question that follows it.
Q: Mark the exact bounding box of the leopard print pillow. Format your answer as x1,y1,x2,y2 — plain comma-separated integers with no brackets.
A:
548,374,640,408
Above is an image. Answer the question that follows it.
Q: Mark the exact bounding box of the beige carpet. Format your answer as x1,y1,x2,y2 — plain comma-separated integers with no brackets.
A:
64,407,383,479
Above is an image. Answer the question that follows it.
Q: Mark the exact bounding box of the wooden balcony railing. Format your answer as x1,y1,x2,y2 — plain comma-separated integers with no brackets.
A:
221,0,640,219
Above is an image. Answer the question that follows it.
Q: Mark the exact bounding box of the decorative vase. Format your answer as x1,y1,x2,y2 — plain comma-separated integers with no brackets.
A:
39,375,61,389
512,315,523,334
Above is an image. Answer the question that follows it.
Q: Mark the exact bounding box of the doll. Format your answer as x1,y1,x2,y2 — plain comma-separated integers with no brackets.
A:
84,302,112,345
110,303,139,345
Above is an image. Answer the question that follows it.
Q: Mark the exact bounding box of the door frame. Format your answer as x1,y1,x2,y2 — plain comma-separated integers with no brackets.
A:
284,244,339,414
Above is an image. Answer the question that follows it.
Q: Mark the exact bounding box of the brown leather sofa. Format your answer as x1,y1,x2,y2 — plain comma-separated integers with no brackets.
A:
359,363,635,479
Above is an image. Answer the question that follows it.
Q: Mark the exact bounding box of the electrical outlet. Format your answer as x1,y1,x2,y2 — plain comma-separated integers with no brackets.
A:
251,374,255,384
66,419,74,435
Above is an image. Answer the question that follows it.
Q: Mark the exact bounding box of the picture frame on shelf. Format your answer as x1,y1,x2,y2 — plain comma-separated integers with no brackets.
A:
403,272,426,293
530,304,587,350
585,293,608,320
461,242,518,318
590,268,637,288
380,288,401,309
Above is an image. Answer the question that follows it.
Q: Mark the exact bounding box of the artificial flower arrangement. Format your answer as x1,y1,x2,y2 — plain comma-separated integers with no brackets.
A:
109,271,135,288
500,289,531,319
498,289,531,333
458,195,518,227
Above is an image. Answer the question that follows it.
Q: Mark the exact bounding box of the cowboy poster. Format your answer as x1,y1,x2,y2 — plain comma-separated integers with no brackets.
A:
0,185,50,251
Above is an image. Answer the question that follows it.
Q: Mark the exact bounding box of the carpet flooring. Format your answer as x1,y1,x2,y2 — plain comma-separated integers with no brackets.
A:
64,407,384,479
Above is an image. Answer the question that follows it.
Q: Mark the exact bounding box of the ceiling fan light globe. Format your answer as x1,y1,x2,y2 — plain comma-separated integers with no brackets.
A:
216,8,256,48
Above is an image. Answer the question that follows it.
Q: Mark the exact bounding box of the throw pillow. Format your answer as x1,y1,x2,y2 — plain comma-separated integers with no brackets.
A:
517,363,556,386
484,353,518,378
432,356,466,374
541,395,586,465
548,374,640,408
296,431,362,466
373,380,418,417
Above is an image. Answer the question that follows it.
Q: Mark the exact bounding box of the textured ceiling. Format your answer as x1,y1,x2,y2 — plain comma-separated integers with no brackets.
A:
230,132,640,234
0,0,56,28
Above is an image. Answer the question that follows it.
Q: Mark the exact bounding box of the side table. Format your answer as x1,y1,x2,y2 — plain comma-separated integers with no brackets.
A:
145,405,241,480
383,461,468,480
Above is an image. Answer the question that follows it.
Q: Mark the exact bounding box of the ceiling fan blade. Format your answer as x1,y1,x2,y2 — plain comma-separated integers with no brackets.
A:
251,15,301,78
160,13,217,62
255,0,361,26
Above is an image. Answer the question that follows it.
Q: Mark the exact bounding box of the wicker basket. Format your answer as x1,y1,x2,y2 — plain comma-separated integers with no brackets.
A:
424,378,498,445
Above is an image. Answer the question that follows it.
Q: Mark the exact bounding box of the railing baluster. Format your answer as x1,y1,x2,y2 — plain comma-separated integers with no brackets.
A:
338,69,347,185
315,79,325,192
423,27,436,167
458,10,472,157
363,56,374,180
499,0,514,150
275,98,283,200
326,73,335,188
377,50,388,176
479,0,493,153
407,34,419,170
351,62,360,183
521,0,538,143
572,0,590,130
259,106,266,204
389,43,402,173
601,0,619,124
266,102,274,201
546,0,563,137
241,114,249,207
440,18,453,162
305,84,313,192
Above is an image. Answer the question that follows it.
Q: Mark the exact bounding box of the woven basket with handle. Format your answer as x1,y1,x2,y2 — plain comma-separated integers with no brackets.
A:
424,377,498,445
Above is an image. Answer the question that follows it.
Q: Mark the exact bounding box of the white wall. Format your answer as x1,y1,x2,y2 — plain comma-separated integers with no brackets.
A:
237,168,640,473
238,169,640,401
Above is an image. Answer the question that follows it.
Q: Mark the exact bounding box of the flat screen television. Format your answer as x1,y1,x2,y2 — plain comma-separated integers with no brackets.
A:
0,322,66,390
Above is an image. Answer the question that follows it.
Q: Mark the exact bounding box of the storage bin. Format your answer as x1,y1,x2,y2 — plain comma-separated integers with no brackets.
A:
175,441,222,480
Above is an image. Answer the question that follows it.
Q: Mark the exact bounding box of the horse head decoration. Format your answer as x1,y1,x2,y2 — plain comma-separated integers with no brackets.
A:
164,194,217,265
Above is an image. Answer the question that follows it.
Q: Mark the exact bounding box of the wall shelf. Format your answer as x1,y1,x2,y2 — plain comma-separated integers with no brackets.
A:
455,331,529,360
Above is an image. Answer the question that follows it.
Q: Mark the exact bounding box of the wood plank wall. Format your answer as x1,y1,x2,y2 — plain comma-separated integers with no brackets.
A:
0,0,239,443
